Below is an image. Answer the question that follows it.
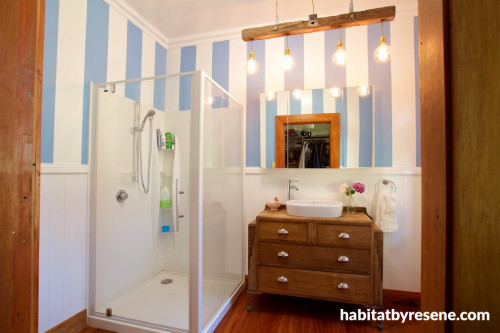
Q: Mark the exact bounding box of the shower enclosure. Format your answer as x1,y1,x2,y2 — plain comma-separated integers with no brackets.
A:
88,71,244,333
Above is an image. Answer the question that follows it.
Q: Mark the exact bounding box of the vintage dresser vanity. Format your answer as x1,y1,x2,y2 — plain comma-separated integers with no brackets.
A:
248,205,383,326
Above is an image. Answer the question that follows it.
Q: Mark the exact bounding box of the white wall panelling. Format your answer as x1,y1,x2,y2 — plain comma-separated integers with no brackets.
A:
39,170,89,333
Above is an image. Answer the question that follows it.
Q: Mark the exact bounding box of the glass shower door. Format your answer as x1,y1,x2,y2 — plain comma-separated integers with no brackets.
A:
200,76,244,331
90,75,192,332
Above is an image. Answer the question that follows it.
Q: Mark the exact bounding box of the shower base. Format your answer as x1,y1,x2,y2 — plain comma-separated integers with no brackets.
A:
95,270,241,332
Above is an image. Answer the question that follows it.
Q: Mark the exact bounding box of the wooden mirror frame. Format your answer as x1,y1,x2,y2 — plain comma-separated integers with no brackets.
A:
275,113,340,168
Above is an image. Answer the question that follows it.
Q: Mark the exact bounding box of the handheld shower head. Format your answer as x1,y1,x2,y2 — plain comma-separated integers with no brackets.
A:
138,110,156,131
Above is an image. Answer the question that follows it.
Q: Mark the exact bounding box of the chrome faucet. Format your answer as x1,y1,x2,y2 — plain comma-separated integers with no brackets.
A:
287,179,299,200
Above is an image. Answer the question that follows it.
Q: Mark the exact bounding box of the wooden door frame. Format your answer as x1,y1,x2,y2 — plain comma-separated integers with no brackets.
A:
419,0,452,332
0,0,45,332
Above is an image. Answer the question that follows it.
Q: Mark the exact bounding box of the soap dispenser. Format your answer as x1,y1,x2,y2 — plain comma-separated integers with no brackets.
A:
160,185,171,208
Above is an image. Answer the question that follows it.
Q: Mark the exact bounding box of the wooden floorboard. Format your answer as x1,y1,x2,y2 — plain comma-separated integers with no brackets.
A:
79,288,420,333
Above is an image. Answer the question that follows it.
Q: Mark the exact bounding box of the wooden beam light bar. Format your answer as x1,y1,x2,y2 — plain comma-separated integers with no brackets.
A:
242,6,395,41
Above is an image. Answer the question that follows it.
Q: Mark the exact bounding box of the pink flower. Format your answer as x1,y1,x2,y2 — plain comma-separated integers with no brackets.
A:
352,182,365,194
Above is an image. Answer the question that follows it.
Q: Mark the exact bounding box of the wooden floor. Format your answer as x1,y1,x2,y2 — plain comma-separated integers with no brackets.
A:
79,288,420,333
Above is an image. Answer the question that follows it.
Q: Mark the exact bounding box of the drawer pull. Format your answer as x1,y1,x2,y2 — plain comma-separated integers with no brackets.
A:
277,276,288,283
337,255,350,262
277,251,289,257
337,282,349,289
277,228,289,235
337,232,350,239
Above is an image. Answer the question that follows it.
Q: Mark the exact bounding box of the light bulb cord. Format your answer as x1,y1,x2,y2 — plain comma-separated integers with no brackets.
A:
275,0,279,25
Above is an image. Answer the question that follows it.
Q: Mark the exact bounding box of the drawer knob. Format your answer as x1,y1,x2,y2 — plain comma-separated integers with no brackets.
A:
337,255,350,262
277,251,289,257
337,232,350,239
337,282,349,289
277,228,289,235
277,276,288,283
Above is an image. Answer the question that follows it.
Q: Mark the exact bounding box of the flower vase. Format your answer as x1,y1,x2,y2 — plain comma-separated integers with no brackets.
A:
346,194,356,214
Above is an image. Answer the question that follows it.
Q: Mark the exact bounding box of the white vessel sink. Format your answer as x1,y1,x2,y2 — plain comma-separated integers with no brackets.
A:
286,199,343,218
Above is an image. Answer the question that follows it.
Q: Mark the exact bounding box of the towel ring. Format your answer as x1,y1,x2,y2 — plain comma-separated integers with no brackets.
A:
377,179,396,193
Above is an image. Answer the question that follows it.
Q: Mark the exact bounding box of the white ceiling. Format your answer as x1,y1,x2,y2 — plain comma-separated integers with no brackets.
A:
121,0,417,42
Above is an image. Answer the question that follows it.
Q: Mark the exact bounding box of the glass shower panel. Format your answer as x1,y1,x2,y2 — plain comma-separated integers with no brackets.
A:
201,78,244,329
91,74,193,332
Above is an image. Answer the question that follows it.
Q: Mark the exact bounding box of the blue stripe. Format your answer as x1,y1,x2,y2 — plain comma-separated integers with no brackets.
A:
212,40,229,91
82,0,109,164
41,0,59,163
339,88,347,167
284,35,304,91
312,89,324,114
246,40,265,167
368,22,392,167
212,40,230,109
265,99,277,168
125,21,142,102
290,94,301,115
324,29,347,88
179,45,196,110
414,17,421,167
154,42,166,111
358,91,373,167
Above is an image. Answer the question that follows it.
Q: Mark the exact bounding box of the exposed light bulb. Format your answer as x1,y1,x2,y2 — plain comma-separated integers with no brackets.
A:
374,23,391,63
332,40,347,67
329,87,342,98
244,50,259,75
357,85,371,97
292,89,302,100
374,36,391,63
281,46,295,72
266,91,276,101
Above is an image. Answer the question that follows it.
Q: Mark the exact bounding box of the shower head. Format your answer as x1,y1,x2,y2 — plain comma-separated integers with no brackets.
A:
138,110,156,131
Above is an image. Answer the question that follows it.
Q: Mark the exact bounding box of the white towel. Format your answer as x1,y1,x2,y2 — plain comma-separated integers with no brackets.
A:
375,192,398,232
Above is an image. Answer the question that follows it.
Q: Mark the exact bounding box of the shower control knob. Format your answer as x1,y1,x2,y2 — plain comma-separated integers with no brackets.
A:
116,190,129,203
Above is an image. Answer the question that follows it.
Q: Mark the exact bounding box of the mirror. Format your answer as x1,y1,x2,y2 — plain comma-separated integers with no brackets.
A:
260,87,373,168
275,113,340,168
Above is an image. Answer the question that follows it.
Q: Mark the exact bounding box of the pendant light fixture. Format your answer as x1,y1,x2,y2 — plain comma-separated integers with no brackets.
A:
244,41,259,75
332,29,347,67
357,85,371,97
266,91,276,101
374,22,391,63
329,87,342,98
281,36,295,72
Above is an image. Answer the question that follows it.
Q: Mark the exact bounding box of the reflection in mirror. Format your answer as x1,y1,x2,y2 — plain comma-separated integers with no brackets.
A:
259,87,373,168
275,114,340,168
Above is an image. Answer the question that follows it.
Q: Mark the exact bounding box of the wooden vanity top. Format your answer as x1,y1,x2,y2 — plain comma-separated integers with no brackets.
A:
257,205,373,225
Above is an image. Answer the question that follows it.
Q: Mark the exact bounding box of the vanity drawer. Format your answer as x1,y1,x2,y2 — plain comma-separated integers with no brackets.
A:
316,224,371,249
258,221,308,243
258,242,371,275
258,266,371,304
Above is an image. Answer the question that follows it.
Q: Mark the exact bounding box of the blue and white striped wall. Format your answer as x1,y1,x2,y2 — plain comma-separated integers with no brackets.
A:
41,0,169,165
41,0,419,168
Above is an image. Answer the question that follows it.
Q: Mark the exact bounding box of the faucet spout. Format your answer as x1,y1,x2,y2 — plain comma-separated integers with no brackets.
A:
287,179,299,201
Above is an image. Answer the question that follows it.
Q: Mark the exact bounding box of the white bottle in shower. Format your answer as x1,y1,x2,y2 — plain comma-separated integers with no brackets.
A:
160,185,171,208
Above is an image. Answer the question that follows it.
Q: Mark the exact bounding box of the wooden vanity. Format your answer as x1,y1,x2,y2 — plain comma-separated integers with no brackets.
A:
248,206,383,312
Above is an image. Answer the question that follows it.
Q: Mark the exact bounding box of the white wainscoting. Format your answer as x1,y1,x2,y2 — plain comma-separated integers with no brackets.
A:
39,164,89,333
243,167,422,292
39,164,421,332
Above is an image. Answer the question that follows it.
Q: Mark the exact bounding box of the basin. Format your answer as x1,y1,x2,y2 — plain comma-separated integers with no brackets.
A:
286,199,343,218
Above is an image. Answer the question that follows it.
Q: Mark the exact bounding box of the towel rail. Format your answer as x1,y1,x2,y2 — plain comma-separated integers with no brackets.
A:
377,179,396,193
